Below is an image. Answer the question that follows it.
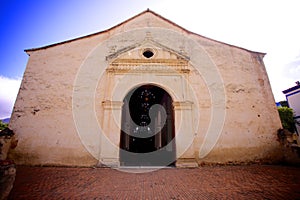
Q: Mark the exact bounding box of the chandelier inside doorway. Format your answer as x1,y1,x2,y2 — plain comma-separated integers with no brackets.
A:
119,85,176,166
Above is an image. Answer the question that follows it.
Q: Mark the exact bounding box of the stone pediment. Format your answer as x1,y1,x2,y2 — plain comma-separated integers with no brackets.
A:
106,37,190,74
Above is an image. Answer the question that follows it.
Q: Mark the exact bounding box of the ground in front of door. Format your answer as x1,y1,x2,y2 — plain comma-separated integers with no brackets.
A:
8,165,300,199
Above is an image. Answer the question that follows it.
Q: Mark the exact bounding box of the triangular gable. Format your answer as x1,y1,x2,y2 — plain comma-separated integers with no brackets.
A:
106,32,190,74
106,32,190,62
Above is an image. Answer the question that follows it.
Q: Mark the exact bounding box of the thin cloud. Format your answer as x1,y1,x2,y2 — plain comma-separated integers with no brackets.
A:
284,55,300,80
0,76,22,119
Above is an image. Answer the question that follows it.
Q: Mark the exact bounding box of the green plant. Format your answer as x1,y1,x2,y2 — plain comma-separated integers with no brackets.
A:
0,120,8,131
278,107,296,133
279,100,288,107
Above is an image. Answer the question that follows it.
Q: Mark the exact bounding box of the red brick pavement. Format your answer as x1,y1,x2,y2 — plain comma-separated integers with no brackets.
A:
7,165,300,199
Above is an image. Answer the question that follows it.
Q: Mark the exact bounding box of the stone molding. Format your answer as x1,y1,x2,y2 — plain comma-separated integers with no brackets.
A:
173,101,193,110
102,100,123,110
106,58,190,74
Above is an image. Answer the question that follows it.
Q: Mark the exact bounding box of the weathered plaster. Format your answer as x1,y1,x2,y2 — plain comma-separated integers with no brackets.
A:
9,10,282,167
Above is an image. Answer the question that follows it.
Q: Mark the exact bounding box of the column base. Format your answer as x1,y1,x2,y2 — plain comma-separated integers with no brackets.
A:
175,158,198,168
97,158,119,168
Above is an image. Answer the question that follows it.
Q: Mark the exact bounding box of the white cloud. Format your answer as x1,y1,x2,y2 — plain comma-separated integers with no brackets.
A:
284,56,300,79
153,0,300,102
0,76,22,119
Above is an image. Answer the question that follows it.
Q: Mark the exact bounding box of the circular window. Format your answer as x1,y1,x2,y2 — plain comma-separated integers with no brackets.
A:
143,50,154,58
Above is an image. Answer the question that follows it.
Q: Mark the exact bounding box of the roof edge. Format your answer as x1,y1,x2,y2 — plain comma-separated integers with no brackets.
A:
146,10,266,56
25,9,266,56
25,9,151,54
282,84,300,94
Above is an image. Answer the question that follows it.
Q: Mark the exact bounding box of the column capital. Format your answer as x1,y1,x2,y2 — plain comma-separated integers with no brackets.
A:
102,100,123,110
173,101,193,110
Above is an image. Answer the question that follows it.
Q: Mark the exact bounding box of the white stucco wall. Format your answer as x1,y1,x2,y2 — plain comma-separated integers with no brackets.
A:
285,87,300,134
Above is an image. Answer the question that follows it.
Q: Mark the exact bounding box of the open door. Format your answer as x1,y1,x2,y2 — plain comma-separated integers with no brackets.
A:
120,85,176,166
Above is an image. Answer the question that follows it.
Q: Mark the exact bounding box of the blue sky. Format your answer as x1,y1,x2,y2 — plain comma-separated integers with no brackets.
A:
0,0,144,78
0,0,300,118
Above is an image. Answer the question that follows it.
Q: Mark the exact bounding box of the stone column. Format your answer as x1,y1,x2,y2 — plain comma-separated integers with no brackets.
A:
98,100,123,167
173,101,198,167
155,110,162,149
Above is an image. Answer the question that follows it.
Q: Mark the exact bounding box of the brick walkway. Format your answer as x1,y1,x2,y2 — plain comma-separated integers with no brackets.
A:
8,165,300,199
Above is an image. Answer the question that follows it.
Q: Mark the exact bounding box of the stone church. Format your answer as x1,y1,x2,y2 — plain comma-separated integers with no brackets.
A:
9,10,282,167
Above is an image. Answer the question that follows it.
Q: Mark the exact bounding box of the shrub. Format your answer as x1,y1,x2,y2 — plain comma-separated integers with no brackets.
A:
278,107,296,133
0,120,8,131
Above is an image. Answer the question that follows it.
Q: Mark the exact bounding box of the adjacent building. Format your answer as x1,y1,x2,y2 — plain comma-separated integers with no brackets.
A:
283,81,300,134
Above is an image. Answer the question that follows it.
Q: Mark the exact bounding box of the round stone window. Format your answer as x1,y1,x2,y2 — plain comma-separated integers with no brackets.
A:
142,50,154,58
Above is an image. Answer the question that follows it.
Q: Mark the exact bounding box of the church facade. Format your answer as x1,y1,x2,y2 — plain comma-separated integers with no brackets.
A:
9,10,282,167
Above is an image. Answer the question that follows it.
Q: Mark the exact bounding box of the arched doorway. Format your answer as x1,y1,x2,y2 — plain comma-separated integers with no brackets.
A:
119,85,176,166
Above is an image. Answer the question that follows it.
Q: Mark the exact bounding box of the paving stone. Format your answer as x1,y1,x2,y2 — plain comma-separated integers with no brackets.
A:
7,165,300,199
